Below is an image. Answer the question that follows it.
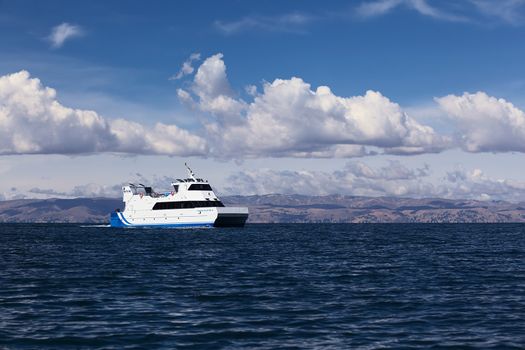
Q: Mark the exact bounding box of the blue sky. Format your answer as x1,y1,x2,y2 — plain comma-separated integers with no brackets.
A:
2,0,525,201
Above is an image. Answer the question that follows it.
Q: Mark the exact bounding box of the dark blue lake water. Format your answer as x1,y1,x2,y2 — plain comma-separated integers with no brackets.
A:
1,224,524,349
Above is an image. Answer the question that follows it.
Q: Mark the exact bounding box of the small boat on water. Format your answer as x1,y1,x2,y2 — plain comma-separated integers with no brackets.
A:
109,164,248,228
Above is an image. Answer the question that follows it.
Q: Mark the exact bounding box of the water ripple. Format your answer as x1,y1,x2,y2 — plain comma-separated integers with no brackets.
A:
0,223,524,349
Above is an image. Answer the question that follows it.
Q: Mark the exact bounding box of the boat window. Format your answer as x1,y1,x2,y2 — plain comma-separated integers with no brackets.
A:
173,185,179,193
188,184,213,191
152,201,225,210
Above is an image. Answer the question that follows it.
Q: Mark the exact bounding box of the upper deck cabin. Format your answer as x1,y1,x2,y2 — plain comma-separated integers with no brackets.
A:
124,179,214,197
121,163,220,204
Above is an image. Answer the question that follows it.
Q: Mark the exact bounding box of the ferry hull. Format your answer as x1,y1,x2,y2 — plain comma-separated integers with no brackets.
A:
109,207,248,228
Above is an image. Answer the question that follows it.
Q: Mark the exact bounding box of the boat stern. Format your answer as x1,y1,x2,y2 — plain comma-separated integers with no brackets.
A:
214,207,249,227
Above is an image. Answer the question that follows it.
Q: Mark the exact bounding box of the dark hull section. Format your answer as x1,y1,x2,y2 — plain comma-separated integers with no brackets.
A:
214,213,248,227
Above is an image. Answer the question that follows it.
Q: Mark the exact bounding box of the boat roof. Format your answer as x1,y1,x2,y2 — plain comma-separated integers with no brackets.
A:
173,178,207,183
127,163,208,189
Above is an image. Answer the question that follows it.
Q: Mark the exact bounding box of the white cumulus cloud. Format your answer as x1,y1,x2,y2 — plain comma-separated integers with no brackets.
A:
7,55,525,161
110,119,207,155
436,91,525,153
0,70,207,156
178,53,246,123
180,53,448,158
48,23,84,48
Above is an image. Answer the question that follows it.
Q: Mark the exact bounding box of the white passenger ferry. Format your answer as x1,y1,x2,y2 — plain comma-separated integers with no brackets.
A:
110,164,248,228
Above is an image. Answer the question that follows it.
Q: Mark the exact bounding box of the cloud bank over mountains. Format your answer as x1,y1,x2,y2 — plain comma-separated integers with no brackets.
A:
2,53,525,159
8,160,525,203
225,162,525,202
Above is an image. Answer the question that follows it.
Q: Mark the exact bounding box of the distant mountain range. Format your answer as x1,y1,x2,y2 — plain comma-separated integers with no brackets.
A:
2,195,525,223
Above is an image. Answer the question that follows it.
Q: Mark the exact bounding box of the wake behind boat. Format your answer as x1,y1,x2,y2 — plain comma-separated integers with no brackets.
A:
109,164,248,228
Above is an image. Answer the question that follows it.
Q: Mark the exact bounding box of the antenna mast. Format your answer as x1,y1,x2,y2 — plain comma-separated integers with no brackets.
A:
185,162,197,181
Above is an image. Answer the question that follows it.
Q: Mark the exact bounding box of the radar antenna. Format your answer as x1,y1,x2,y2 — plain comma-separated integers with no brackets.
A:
185,162,197,181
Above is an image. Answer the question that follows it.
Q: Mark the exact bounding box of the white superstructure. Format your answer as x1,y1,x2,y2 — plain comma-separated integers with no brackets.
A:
110,164,248,228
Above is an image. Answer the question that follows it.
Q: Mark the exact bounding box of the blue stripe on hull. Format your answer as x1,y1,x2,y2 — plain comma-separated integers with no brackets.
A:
118,212,132,225
118,223,214,229
110,212,126,227
109,212,214,228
